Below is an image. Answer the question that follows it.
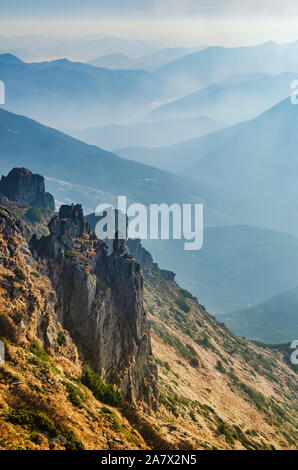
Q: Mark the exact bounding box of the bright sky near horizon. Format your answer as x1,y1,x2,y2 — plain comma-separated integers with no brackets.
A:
1,1,298,46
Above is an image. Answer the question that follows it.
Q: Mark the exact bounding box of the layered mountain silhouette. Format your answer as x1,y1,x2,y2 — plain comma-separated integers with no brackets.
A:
0,34,162,61
120,97,298,235
0,107,200,208
68,116,223,151
219,286,298,344
158,41,298,94
147,72,295,125
143,225,298,318
0,54,169,128
88,47,204,71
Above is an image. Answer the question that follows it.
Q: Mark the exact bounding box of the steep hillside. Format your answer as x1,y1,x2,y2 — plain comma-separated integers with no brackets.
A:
0,174,297,450
128,241,298,450
0,207,148,450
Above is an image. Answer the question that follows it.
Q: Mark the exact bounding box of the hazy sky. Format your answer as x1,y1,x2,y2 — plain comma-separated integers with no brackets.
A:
2,1,298,46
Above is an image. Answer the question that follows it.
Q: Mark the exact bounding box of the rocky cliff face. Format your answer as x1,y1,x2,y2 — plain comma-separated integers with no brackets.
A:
127,238,175,282
0,168,55,211
0,206,77,360
31,205,158,408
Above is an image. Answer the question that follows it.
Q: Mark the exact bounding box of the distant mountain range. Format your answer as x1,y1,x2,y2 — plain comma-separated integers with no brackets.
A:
120,97,298,235
0,34,162,61
147,72,295,125
0,107,200,210
88,46,205,71
68,116,223,151
143,225,298,317
158,41,298,94
219,286,298,344
0,53,169,128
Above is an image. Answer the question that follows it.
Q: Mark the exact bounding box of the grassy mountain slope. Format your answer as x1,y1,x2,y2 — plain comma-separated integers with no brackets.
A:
0,204,297,450
142,269,297,450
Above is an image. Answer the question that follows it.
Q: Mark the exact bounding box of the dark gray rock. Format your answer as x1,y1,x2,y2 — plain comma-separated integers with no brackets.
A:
127,238,176,281
31,204,90,259
0,168,55,210
31,204,159,408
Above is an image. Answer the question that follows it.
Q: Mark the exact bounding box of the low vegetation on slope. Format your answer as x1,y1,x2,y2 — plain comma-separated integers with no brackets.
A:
0,214,147,450
0,201,297,450
143,271,297,450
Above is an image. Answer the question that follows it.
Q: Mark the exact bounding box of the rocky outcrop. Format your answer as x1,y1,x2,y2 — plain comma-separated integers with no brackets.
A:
127,238,176,282
31,205,158,408
0,168,55,210
31,204,90,259
0,206,77,361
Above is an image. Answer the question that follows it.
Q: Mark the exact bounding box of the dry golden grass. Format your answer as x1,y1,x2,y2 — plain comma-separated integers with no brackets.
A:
0,207,297,451
144,274,298,450
0,228,148,450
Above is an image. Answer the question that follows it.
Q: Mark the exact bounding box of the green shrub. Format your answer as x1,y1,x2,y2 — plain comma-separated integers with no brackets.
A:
180,288,193,299
61,429,84,450
30,340,49,362
8,408,58,437
159,392,179,417
57,331,67,347
63,381,84,408
82,243,92,251
240,383,267,411
29,340,59,375
195,333,213,350
25,207,42,223
8,408,84,449
189,410,197,422
152,322,197,361
15,268,25,281
189,357,199,368
7,407,84,449
81,366,123,407
175,297,190,313
30,271,40,278
100,406,113,415
64,250,76,260
216,360,226,374
217,422,236,444
155,358,172,371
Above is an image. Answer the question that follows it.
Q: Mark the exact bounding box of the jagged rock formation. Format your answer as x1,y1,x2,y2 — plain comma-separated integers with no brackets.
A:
0,168,55,210
31,204,90,258
0,199,297,450
127,238,175,281
31,205,158,408
0,206,77,358
0,206,151,450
